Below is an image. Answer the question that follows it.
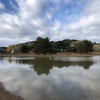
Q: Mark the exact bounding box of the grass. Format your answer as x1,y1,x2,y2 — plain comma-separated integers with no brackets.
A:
0,52,100,57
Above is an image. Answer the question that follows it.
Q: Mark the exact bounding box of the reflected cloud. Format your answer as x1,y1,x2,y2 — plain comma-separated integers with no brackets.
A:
0,57,100,100
53,56,93,61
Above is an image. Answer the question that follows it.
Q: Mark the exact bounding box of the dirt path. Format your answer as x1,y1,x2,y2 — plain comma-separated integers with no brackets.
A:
0,52,100,57
0,83,24,100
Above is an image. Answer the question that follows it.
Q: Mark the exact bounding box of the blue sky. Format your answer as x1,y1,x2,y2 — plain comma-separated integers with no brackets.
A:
0,0,100,46
0,0,18,14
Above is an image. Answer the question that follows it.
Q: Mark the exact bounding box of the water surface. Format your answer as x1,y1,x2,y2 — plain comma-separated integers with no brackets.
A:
0,56,100,100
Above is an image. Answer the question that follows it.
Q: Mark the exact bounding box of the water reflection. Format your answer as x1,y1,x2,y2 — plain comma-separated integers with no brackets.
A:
7,57,12,63
0,57,100,100
15,57,94,75
0,57,3,62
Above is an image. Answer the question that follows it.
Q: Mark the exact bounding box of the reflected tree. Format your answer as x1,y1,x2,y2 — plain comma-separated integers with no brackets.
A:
7,57,12,63
16,57,94,75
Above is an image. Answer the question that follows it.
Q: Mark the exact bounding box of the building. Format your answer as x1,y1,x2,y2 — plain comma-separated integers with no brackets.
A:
0,47,7,53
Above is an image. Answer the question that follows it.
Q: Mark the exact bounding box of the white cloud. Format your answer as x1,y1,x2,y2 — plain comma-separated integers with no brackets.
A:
0,0,100,46
60,0,100,42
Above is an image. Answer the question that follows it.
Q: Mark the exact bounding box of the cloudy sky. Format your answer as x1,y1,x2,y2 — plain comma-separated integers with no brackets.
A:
0,0,100,46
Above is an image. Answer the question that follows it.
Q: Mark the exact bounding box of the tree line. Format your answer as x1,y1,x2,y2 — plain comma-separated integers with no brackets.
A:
6,37,93,54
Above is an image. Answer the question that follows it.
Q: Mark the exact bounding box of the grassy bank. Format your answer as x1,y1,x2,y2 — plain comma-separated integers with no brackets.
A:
0,52,100,57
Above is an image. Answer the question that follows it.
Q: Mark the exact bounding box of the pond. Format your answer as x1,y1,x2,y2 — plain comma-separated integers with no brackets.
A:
0,56,100,100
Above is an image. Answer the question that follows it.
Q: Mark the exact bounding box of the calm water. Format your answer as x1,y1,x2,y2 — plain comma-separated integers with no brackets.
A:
0,56,100,100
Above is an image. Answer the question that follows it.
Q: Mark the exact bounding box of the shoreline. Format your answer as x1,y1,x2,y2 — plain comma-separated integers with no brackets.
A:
0,82,24,100
0,52,100,57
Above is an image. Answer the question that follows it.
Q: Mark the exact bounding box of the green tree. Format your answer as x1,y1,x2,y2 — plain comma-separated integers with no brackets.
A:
50,41,57,53
56,40,68,52
21,45,29,53
82,40,93,53
27,42,33,51
17,44,23,53
70,41,79,53
75,41,84,53
34,37,52,55
74,40,93,53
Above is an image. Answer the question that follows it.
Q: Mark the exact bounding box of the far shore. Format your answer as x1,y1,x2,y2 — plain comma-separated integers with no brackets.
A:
0,52,100,57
